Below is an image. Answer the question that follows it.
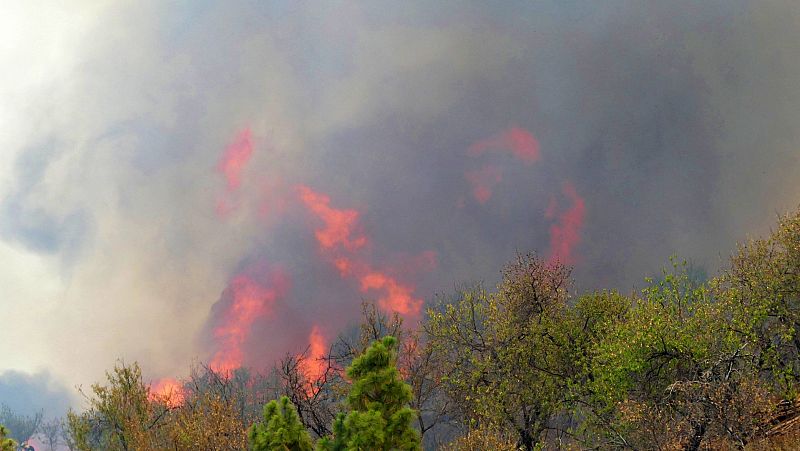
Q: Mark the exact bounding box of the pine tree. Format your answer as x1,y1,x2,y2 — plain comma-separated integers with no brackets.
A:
318,336,421,451
249,396,314,451
0,424,16,451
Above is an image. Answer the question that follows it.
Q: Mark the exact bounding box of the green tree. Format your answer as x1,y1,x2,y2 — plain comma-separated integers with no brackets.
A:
65,361,172,450
426,254,576,450
718,209,800,395
585,262,772,449
318,336,421,451
249,396,314,451
0,424,16,451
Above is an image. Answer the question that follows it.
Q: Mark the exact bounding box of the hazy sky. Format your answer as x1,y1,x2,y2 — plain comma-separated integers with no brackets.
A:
2,0,799,415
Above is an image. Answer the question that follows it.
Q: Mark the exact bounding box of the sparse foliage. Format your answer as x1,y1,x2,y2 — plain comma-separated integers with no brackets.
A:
65,361,173,450
0,405,42,444
39,418,63,451
0,424,16,451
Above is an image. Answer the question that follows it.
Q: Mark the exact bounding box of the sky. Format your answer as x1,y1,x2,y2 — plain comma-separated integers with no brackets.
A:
1,0,800,416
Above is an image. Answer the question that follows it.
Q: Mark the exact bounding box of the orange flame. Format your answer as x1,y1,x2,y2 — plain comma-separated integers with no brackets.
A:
304,325,328,379
468,126,541,164
297,185,367,251
546,181,586,265
218,128,254,190
297,185,424,318
359,271,423,316
210,270,290,373
150,377,185,408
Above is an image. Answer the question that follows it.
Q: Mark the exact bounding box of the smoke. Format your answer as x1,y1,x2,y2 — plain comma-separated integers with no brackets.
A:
0,370,74,418
468,126,541,165
2,0,800,409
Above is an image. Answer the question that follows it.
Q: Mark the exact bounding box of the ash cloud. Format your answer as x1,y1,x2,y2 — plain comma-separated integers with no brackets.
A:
1,0,800,402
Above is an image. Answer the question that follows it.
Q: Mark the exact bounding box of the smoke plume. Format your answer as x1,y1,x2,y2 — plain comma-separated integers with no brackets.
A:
1,1,800,406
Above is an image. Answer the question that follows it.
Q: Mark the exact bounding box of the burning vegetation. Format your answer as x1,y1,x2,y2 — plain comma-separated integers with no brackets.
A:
2,205,796,449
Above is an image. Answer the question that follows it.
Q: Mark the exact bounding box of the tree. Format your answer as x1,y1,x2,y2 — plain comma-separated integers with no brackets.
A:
40,418,63,451
585,262,774,449
278,346,339,438
318,336,421,450
249,396,314,451
65,361,173,450
168,391,248,450
718,209,800,395
426,254,575,450
0,405,42,444
0,424,16,451
180,363,279,439
439,423,518,451
330,303,453,447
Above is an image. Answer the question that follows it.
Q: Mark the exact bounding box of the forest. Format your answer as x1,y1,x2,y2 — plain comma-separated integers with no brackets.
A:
2,206,800,450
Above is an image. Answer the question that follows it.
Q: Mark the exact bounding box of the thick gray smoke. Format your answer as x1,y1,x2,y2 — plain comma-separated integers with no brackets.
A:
1,0,799,405
0,370,73,418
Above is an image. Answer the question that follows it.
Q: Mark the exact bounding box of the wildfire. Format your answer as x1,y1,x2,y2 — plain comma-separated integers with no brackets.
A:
359,271,422,317
297,185,425,318
546,181,586,265
296,185,367,250
215,128,255,217
217,128,254,190
210,269,291,374
203,122,579,381
300,325,329,386
150,377,185,408
468,125,541,164
465,164,504,204
464,126,541,205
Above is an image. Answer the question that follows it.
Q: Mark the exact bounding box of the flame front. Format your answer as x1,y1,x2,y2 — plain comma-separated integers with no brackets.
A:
210,269,290,373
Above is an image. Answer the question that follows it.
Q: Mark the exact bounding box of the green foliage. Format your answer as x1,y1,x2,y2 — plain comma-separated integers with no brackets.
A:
0,424,16,451
65,361,172,450
318,336,421,451
426,254,576,450
718,210,800,395
590,263,717,405
579,260,776,448
249,396,314,451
